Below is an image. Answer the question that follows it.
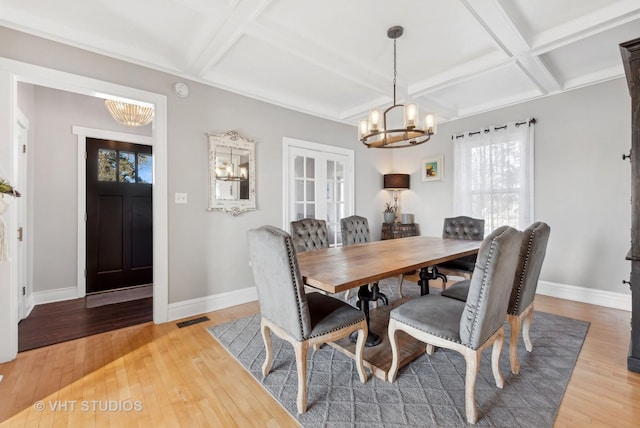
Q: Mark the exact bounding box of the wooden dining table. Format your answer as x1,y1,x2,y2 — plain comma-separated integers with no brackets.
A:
296,235,481,380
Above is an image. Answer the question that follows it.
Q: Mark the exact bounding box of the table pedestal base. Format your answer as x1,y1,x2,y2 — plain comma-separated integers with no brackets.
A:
330,296,428,381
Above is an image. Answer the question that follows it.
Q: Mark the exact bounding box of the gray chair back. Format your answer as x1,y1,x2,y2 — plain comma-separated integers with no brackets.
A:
509,222,551,315
247,226,311,341
340,215,371,245
290,218,329,253
443,216,485,240
460,226,522,349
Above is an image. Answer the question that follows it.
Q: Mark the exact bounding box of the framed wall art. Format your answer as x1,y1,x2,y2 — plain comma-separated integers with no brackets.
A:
421,155,443,182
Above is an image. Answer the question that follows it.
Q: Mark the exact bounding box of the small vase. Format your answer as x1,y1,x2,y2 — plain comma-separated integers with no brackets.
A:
383,212,395,224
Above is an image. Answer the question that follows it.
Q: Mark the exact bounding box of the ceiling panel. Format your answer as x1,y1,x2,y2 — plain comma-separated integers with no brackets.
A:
208,34,380,116
427,64,542,115
539,18,639,87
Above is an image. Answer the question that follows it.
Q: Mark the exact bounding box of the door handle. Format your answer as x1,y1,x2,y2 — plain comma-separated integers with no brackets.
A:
17,227,23,242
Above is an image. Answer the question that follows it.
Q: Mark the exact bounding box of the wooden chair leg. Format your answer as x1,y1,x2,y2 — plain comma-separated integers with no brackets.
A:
293,341,309,414
426,344,435,355
398,274,404,298
387,320,400,382
522,305,534,352
463,348,481,424
354,322,368,383
260,320,273,377
344,289,351,300
491,328,505,388
507,314,521,374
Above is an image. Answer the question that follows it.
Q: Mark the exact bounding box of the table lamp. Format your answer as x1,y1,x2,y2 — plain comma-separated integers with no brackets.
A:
383,174,410,221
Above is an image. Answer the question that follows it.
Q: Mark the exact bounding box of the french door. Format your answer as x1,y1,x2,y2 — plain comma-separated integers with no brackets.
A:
283,138,354,247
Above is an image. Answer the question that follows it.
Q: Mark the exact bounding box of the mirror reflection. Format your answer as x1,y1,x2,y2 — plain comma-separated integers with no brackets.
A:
214,146,250,200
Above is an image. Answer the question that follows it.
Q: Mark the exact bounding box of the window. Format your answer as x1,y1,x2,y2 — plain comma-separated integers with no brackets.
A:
97,148,153,184
452,120,534,234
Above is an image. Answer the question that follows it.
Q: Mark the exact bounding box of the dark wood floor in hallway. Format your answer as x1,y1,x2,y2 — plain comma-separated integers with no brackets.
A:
18,296,153,352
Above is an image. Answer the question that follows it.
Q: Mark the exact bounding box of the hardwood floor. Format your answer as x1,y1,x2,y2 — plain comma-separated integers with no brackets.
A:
1,295,639,427
18,296,153,352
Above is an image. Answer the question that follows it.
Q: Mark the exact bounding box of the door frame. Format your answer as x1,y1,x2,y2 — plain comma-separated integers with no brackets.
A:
14,108,29,320
0,57,169,363
74,127,154,298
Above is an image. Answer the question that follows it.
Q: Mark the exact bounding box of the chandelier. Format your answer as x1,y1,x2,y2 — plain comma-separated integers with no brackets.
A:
104,99,154,127
215,148,248,181
358,26,437,149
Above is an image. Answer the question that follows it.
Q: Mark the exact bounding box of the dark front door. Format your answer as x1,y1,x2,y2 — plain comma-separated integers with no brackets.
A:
86,138,153,294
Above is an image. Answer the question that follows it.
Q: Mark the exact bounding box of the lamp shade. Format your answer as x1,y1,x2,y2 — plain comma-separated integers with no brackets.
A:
383,174,410,190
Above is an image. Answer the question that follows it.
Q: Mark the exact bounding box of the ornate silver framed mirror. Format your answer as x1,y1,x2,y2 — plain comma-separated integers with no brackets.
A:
207,130,256,216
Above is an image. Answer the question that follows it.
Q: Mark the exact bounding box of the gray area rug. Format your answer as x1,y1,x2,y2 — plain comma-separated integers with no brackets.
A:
208,279,589,427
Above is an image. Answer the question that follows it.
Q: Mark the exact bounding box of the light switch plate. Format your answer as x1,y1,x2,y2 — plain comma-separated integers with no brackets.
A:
175,193,188,204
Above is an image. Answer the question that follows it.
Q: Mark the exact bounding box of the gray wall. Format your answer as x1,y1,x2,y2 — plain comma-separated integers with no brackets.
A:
392,77,631,294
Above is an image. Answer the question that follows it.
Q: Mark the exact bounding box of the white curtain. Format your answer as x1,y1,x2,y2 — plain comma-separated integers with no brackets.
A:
453,119,534,234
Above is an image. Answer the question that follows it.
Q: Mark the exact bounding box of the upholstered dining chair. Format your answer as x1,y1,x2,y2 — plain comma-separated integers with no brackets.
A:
247,225,368,413
387,226,522,424
340,215,398,302
290,218,329,253
440,221,551,374
437,216,485,289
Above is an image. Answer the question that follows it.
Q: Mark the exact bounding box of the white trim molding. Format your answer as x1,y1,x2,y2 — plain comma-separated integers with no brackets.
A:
33,287,78,305
168,287,258,322
537,280,631,312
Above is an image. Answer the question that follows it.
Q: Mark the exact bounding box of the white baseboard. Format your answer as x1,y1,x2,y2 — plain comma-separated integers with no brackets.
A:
537,280,631,312
168,286,258,322
33,287,78,305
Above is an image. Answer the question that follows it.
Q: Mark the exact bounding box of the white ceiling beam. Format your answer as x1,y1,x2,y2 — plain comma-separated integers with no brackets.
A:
187,0,273,76
461,0,561,94
562,65,625,91
531,0,640,54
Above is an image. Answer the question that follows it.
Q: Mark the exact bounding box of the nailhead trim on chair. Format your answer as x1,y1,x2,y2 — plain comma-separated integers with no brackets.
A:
509,226,537,316
263,225,307,340
464,237,496,349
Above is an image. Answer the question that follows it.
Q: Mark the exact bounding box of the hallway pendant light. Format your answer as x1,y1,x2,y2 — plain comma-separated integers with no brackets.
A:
359,26,437,149
104,99,154,127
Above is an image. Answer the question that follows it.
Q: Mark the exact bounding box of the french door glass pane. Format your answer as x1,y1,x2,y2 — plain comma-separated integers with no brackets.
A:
294,156,304,178
305,157,315,179
295,180,304,201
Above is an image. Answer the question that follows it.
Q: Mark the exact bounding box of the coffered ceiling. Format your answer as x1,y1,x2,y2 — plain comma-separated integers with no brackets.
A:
1,0,638,125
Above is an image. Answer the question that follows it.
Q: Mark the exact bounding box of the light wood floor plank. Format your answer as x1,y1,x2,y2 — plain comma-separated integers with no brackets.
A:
1,296,639,427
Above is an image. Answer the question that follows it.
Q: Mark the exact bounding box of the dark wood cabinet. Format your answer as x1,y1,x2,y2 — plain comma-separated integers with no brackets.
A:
381,223,418,240
620,37,640,373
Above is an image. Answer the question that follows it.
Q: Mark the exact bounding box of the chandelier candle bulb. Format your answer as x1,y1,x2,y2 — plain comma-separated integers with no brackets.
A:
359,120,369,139
369,110,380,131
425,113,437,134
405,104,418,128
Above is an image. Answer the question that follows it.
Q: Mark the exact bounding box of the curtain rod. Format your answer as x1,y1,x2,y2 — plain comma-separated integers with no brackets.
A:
451,118,536,140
